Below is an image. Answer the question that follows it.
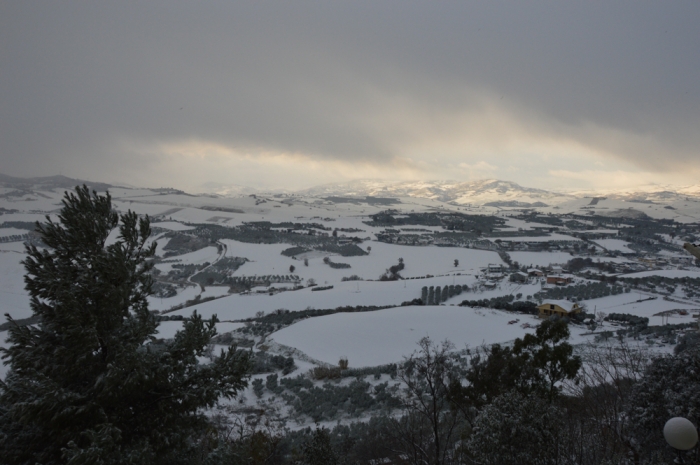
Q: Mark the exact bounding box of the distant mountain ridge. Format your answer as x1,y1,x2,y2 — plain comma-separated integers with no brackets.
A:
0,174,113,192
3,173,700,206
297,179,576,205
569,184,700,203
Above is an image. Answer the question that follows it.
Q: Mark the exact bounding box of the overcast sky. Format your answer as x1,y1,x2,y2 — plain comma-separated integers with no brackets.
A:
1,2,699,192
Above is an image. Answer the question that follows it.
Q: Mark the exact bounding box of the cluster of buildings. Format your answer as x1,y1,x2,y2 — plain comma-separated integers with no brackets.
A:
478,264,582,319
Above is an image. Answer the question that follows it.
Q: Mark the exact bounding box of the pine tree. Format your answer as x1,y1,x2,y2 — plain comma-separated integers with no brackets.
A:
301,427,338,465
0,186,251,464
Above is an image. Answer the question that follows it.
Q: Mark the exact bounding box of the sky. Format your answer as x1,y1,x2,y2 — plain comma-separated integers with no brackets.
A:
1,2,699,192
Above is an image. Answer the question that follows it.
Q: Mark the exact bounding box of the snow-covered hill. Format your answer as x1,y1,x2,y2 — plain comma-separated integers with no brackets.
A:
3,174,699,207
570,183,700,203
297,179,575,206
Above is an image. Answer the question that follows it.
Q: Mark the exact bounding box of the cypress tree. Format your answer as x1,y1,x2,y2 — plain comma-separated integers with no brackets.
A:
0,186,251,464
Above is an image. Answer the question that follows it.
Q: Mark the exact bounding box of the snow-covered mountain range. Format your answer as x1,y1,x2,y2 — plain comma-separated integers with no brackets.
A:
298,179,575,206
3,174,700,207
299,179,700,206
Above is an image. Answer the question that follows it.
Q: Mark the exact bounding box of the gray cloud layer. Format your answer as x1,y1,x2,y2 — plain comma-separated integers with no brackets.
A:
2,2,699,186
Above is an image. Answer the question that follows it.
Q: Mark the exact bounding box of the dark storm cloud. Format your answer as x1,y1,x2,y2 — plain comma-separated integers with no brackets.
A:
1,1,699,180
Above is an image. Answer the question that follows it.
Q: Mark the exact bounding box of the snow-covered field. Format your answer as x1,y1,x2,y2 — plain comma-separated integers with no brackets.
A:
0,246,33,320
169,277,475,320
593,239,635,253
156,321,244,339
220,238,502,284
270,306,540,366
151,221,194,231
579,293,699,326
619,270,700,279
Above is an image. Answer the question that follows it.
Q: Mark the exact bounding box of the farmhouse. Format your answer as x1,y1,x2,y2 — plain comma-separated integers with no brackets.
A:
487,263,505,274
509,271,528,283
546,275,573,285
537,300,582,319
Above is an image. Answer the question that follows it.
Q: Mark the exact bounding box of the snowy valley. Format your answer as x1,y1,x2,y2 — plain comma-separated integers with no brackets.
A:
2,174,700,437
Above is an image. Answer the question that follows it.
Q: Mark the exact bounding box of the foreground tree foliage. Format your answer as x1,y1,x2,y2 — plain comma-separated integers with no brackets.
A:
627,345,700,462
0,186,251,465
301,427,338,465
181,332,694,465
467,391,566,465
396,338,465,465
453,318,582,411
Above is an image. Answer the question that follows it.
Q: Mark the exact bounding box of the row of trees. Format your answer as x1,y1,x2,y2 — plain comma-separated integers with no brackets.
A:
534,281,628,303
0,233,29,243
422,285,468,305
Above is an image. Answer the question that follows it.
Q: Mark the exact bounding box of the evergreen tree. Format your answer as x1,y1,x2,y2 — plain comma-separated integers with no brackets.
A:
0,186,251,465
301,427,338,465
434,286,442,304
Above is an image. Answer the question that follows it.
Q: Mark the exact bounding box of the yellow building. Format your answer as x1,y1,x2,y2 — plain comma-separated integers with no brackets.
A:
537,300,582,319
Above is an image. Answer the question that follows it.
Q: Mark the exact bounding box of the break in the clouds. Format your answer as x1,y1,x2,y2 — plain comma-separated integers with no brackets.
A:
1,2,699,191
